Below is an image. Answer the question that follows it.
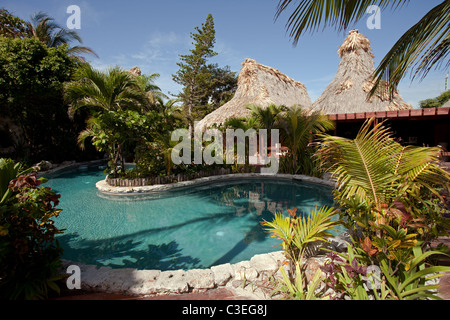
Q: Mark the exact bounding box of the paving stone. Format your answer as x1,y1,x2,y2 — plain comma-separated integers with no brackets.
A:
81,266,113,290
154,270,189,293
267,251,287,265
103,268,136,292
232,261,259,281
186,269,215,289
210,263,233,286
250,253,279,273
127,270,161,295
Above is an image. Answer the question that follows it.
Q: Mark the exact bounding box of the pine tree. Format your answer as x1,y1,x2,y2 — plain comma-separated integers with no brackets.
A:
172,14,218,131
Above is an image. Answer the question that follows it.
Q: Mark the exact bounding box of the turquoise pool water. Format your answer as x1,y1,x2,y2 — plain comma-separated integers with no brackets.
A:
45,164,338,271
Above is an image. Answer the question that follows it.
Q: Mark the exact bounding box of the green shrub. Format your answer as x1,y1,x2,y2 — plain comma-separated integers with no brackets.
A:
0,158,64,299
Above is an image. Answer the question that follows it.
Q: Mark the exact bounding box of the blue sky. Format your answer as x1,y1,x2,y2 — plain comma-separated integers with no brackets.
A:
3,0,449,107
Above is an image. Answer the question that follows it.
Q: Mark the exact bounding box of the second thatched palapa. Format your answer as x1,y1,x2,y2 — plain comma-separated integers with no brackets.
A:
312,29,412,114
196,58,312,131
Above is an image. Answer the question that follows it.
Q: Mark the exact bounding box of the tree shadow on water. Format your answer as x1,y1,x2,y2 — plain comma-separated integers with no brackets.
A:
57,233,202,271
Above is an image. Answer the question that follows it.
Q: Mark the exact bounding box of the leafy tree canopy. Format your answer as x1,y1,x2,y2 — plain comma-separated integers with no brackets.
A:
419,90,450,108
0,8,28,38
0,36,90,163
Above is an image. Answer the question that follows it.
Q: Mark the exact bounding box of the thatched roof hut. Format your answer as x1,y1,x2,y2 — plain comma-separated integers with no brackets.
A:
128,66,142,76
196,58,312,131
312,29,412,114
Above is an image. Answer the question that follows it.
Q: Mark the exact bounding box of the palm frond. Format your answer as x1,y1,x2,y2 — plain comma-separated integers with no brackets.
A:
293,206,339,251
77,128,94,150
317,119,399,207
65,64,149,114
26,11,97,58
275,0,409,46
262,212,295,248
67,45,99,58
369,1,450,98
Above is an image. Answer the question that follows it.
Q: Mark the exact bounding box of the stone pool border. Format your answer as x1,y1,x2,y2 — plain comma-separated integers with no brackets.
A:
60,233,351,299
95,172,336,194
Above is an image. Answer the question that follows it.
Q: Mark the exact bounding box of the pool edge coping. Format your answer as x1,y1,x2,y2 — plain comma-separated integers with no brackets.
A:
95,172,336,195
59,232,351,299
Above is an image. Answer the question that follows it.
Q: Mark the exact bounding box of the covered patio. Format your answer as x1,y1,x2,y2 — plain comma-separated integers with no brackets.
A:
328,106,450,159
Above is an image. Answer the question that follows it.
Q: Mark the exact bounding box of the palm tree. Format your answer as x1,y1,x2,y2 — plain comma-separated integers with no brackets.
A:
65,63,149,115
153,96,182,125
65,64,150,173
223,117,257,131
26,11,97,59
247,104,287,132
135,73,168,108
278,106,334,175
275,1,450,98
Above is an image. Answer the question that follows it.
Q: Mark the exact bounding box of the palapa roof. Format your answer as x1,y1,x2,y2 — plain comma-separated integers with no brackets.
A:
196,58,312,131
312,29,412,114
128,66,142,76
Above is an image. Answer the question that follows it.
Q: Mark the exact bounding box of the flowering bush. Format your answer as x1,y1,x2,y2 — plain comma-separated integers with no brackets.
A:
0,159,64,299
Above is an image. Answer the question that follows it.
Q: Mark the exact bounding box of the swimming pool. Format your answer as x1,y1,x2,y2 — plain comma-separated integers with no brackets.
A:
45,164,339,271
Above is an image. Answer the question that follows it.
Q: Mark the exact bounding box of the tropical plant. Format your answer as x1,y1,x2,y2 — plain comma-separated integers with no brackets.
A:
152,132,179,176
247,104,286,132
65,64,157,173
0,158,30,204
377,246,450,300
77,109,154,175
321,242,450,300
223,116,258,131
222,105,333,176
275,0,450,99
263,206,340,299
135,72,167,108
0,159,64,299
316,118,450,239
25,11,97,59
153,96,183,126
278,106,334,176
263,206,339,263
277,260,327,300
320,247,381,300
65,63,149,114
315,118,450,299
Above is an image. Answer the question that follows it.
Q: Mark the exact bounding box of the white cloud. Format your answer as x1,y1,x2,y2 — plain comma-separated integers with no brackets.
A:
148,31,180,47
